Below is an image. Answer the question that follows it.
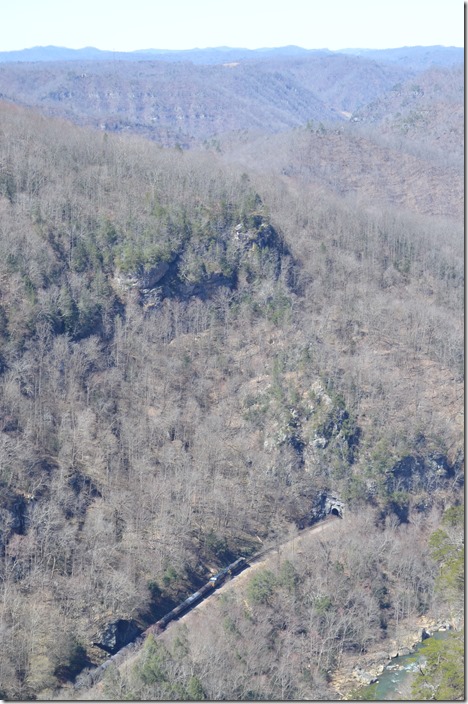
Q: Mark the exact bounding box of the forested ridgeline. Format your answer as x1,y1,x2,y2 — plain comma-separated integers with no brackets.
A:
0,53,411,146
0,100,463,700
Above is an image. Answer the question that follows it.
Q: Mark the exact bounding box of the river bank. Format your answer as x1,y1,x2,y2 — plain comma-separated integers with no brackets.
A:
363,630,453,700
330,617,456,700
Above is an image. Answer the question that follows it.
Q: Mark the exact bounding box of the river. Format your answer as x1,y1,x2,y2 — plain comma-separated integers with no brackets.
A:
357,631,449,700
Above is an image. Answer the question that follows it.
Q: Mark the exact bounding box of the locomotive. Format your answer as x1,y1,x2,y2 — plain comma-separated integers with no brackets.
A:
82,557,247,685
145,557,246,636
76,513,342,689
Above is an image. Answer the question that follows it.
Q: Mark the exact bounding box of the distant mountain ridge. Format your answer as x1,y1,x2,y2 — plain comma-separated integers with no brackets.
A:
338,45,463,69
0,45,326,64
0,44,462,150
0,52,411,146
0,44,463,69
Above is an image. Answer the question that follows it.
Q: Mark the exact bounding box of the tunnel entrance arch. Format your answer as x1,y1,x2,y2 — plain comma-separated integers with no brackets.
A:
325,496,344,518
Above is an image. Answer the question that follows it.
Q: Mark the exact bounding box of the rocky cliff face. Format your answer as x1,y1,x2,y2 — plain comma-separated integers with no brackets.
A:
93,619,141,655
113,215,292,307
114,261,171,291
386,452,463,495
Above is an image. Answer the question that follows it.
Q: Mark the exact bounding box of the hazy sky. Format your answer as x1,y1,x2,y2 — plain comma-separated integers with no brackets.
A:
2,0,463,52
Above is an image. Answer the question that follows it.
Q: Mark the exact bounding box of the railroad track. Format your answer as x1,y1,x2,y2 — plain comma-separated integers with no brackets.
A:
74,514,341,694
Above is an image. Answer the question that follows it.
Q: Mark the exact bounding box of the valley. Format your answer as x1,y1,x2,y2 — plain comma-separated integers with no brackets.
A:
0,43,463,700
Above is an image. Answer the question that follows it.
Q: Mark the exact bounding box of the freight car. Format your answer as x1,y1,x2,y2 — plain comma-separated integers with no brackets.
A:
146,556,247,636
77,556,247,688
145,581,214,635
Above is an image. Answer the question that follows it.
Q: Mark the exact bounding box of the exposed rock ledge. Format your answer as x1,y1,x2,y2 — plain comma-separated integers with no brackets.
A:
330,617,456,699
113,261,170,291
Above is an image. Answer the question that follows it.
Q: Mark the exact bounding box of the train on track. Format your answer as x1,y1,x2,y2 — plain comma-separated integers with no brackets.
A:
84,557,247,684
78,507,343,687
145,557,246,636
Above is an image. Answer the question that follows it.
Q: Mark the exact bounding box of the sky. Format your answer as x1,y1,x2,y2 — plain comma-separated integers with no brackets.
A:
1,0,463,52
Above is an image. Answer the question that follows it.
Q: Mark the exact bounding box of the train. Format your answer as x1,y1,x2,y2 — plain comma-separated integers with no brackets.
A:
145,557,247,636
80,557,247,686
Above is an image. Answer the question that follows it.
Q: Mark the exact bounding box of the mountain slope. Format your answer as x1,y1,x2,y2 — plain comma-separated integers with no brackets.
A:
351,63,463,163
0,64,463,700
0,54,410,145
219,121,463,221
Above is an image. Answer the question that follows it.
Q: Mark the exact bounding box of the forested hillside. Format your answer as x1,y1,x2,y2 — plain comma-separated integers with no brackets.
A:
0,54,410,146
0,48,463,701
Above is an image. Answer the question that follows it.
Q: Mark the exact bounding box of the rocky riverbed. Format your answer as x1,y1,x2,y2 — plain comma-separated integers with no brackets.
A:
330,617,455,699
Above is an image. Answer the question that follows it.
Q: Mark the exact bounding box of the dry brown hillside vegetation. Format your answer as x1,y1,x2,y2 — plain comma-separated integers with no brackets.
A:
0,48,463,701
0,53,411,146
220,124,463,221
351,64,464,164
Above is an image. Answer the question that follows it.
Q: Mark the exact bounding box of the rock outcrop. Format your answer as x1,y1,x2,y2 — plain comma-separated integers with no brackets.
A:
93,619,141,655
